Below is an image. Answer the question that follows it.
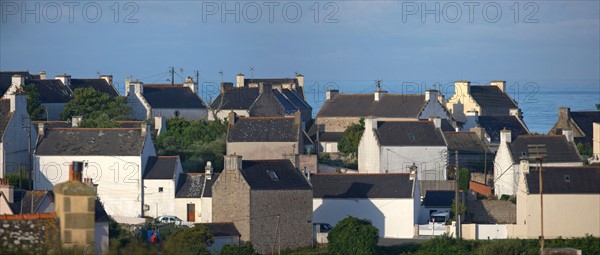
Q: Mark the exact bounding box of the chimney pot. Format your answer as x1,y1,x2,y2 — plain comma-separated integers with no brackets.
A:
562,129,574,143
205,161,213,180
490,80,506,92
236,73,245,87
39,71,47,80
500,129,512,144
425,90,438,102
326,89,339,100
428,116,441,129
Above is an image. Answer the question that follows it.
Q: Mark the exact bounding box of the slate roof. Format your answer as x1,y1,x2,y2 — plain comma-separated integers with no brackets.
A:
509,135,582,163
36,128,146,156
227,117,299,142
318,132,346,142
211,87,259,110
95,199,110,222
0,99,12,143
8,190,52,214
0,71,32,96
470,86,518,109
211,86,310,117
70,79,119,97
311,173,414,199
142,85,206,109
203,222,240,237
478,116,529,142
175,173,219,198
376,121,446,146
444,132,488,153
143,156,179,179
26,79,72,103
526,166,600,194
423,190,455,207
570,111,600,145
239,160,311,190
440,119,456,132
317,94,426,118
419,180,456,196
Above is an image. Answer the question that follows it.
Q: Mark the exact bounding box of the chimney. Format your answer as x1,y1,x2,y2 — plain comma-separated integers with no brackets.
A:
296,73,304,88
141,123,149,138
184,76,198,94
438,93,445,104
425,90,439,102
155,116,166,136
326,89,338,100
11,74,25,87
470,126,487,142
224,154,243,171
428,116,441,129
228,111,237,128
55,74,71,87
39,71,47,80
374,88,387,101
500,129,512,144
100,74,113,85
490,80,506,92
220,82,234,93
133,81,144,95
409,163,417,181
0,179,14,203
205,161,213,180
465,110,479,130
294,110,302,126
562,129,574,143
38,123,47,137
236,73,245,87
594,123,600,160
509,108,522,119
258,82,272,94
520,159,530,174
71,116,83,127
69,161,84,182
559,107,570,121
8,92,26,113
364,116,377,133
454,80,470,97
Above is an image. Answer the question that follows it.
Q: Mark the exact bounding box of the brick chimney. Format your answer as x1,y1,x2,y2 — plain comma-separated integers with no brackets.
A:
205,161,213,180
69,161,84,182
559,107,570,122
490,80,506,92
228,111,237,128
220,82,234,93
236,73,245,87
55,74,71,87
326,89,338,100
0,179,14,203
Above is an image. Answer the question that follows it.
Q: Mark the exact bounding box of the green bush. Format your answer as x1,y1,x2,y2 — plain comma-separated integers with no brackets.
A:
163,224,213,255
327,216,378,255
220,242,258,255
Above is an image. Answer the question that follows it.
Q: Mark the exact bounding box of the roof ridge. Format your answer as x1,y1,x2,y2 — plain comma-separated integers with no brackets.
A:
312,172,410,176
50,128,141,131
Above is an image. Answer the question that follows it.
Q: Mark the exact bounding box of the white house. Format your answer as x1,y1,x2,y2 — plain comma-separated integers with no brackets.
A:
494,129,583,197
126,77,207,120
0,93,36,177
358,118,448,180
311,172,422,238
174,162,218,223
33,123,156,218
142,156,183,218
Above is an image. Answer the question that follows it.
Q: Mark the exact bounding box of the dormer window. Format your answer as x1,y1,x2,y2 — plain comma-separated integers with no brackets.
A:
564,175,571,182
408,134,416,142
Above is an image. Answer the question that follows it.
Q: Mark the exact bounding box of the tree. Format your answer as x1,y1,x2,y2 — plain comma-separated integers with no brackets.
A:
219,242,257,255
22,84,45,120
338,118,365,158
458,168,469,191
5,165,30,190
451,198,467,222
327,216,379,255
61,87,130,126
596,104,600,110
163,224,213,255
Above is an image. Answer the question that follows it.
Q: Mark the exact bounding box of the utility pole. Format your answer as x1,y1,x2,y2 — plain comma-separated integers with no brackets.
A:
195,70,200,95
528,144,547,255
455,150,461,238
170,67,175,85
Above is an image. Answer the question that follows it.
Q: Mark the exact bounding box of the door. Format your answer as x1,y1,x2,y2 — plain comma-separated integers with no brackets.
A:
187,203,195,222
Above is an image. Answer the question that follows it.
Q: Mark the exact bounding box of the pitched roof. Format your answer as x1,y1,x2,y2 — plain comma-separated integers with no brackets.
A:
317,94,426,118
318,132,346,142
227,117,299,142
526,166,600,194
203,222,240,237
311,173,414,199
419,180,456,195
239,160,311,190
470,86,518,109
142,85,206,109
478,116,529,142
8,190,52,214
175,173,219,198
70,78,119,97
444,132,488,153
143,156,179,179
26,79,71,103
211,87,259,110
35,128,146,156
376,121,446,146
0,99,12,143
510,135,582,163
570,111,600,145
95,199,110,222
0,71,32,96
423,190,455,207
211,86,310,117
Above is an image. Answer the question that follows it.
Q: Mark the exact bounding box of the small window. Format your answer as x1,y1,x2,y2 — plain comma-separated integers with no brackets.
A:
564,175,571,182
267,170,279,181
174,110,180,117
159,187,164,192
408,134,416,142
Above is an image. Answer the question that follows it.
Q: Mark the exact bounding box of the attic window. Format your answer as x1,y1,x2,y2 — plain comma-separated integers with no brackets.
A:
408,134,416,142
267,170,279,181
564,175,571,182
159,187,164,192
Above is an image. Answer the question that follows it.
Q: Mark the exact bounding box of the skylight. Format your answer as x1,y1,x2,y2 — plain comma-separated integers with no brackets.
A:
267,170,279,181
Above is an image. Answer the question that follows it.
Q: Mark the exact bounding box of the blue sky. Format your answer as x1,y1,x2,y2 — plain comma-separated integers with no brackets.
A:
1,1,599,96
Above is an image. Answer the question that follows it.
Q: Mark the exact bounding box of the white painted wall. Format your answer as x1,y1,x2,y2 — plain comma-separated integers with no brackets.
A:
152,108,207,120
209,109,249,121
0,95,36,177
95,222,109,255
126,92,148,120
380,146,447,180
144,179,176,218
313,198,415,238
358,119,380,173
201,197,212,223
227,141,300,160
477,224,508,240
174,198,202,223
419,99,452,121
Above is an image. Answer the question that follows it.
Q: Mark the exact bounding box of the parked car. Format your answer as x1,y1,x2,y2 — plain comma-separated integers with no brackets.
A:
157,215,183,225
313,223,332,244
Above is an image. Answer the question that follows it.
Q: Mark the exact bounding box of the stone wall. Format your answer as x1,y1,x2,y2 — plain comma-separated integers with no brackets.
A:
317,117,360,132
0,213,60,253
211,167,251,240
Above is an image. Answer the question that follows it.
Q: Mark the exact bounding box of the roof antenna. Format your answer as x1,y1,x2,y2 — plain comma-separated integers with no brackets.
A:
376,80,382,91
250,67,255,79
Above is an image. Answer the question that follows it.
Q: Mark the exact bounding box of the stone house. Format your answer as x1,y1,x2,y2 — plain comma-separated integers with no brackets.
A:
548,107,600,148
493,129,583,197
466,113,530,153
445,80,521,123
126,77,207,120
34,124,156,218
174,162,219,223
202,222,241,253
142,156,183,218
358,118,448,180
0,93,36,177
512,162,600,238
315,88,455,153
226,111,305,159
212,155,312,254
208,73,311,126
0,179,54,215
311,172,421,238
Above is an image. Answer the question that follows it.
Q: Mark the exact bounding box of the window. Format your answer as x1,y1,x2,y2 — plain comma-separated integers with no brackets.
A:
267,170,279,181
564,175,571,182
159,187,164,192
408,134,416,142
174,110,180,117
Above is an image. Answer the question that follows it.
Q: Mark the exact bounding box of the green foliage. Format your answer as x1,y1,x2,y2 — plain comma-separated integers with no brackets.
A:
61,87,130,125
79,113,120,128
328,216,379,255
21,84,45,120
458,168,469,191
5,166,30,190
576,142,592,158
337,118,365,158
155,118,227,171
450,199,466,222
219,241,258,255
163,224,213,255
596,104,600,110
